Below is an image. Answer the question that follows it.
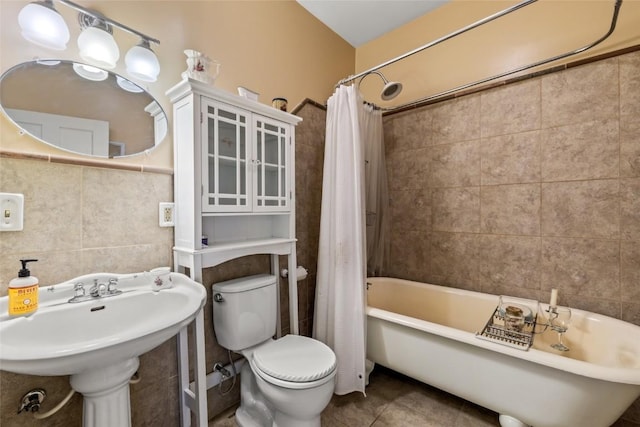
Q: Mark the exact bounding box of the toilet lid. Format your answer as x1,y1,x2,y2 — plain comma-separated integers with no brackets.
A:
252,335,336,383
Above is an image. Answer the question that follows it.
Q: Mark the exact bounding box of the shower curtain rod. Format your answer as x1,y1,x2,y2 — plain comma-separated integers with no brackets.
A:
336,0,538,88
382,0,624,113
338,0,624,113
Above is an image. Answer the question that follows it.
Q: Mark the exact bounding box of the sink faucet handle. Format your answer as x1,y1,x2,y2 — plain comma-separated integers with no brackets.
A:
73,282,85,297
107,278,118,292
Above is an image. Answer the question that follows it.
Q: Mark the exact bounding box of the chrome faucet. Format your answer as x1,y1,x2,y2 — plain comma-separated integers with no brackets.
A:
68,277,121,303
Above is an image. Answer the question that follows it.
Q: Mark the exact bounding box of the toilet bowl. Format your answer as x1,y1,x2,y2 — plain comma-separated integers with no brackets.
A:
212,275,337,427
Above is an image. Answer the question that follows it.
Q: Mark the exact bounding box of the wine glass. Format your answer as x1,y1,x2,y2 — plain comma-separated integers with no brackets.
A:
550,306,571,351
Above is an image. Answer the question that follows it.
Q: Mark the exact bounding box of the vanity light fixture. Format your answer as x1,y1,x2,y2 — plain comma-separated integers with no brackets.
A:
17,0,161,82
17,0,70,50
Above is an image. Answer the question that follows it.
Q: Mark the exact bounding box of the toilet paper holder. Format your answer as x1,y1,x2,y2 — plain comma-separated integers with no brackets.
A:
280,266,308,281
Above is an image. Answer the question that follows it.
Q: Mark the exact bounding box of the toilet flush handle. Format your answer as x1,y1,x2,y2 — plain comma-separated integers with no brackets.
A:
213,293,224,303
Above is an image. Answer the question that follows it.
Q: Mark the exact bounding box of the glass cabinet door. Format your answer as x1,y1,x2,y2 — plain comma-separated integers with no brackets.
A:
202,99,250,212
254,117,289,211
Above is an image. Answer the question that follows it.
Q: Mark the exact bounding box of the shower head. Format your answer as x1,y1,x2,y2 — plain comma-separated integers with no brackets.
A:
380,79,403,101
358,71,403,101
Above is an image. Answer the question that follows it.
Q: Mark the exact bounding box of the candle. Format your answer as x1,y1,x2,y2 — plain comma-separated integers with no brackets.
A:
549,288,558,308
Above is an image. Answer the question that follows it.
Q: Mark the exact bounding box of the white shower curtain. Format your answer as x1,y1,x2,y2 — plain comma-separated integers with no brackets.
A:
362,104,389,276
314,85,367,395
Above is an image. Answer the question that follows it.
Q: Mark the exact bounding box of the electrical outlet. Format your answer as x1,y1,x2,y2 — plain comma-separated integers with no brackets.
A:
159,202,174,227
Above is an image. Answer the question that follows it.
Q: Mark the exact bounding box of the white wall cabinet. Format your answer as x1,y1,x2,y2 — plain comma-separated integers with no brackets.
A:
166,79,302,427
202,98,291,213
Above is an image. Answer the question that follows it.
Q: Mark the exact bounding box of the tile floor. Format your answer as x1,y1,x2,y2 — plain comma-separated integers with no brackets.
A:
208,366,501,427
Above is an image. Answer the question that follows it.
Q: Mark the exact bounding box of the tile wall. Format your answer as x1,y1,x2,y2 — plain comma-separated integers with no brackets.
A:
383,50,640,424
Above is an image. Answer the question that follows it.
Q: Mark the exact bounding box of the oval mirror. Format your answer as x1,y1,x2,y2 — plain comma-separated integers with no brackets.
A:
0,60,167,158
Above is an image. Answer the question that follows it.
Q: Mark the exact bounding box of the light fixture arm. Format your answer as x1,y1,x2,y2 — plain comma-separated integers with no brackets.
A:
57,0,160,45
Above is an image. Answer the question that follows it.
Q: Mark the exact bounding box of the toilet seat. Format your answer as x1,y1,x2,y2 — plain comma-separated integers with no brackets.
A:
251,335,336,390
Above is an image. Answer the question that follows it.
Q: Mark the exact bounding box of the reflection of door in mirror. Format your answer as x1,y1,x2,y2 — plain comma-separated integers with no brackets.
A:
8,108,110,156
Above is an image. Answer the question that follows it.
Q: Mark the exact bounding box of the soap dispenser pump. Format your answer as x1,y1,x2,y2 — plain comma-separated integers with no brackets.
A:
8,259,39,316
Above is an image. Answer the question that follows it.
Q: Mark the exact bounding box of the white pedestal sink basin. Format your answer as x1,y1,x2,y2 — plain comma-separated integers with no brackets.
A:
0,270,206,427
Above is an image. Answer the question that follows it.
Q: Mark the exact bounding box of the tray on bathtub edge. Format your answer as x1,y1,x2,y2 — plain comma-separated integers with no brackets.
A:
476,304,538,351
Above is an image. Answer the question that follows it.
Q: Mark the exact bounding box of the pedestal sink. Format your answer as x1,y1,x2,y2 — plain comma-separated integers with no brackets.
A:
0,270,206,427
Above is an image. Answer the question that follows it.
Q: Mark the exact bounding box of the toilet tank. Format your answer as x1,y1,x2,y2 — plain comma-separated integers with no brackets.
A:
212,274,277,351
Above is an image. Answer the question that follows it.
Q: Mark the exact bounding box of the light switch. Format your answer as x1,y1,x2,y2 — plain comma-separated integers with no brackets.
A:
0,193,24,231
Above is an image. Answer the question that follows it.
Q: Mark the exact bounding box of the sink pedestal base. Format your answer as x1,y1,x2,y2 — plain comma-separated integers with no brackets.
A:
70,357,140,427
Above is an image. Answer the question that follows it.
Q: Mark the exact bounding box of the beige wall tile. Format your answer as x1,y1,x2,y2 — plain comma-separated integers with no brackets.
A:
541,237,620,300
82,243,172,274
541,58,618,128
82,167,172,248
390,188,431,233
622,302,640,327
430,232,479,289
386,147,429,191
621,240,640,303
620,50,640,117
479,235,541,292
620,114,640,177
480,131,540,185
480,183,540,235
621,178,640,240
0,158,82,255
480,79,541,138
387,229,430,282
541,119,619,181
563,294,621,319
541,180,619,238
432,187,480,232
429,140,480,187
385,109,432,150
432,95,480,145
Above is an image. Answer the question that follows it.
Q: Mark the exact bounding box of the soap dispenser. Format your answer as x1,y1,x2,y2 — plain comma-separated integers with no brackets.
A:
8,259,39,316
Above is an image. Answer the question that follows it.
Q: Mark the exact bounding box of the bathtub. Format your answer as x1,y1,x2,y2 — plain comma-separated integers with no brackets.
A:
366,277,640,427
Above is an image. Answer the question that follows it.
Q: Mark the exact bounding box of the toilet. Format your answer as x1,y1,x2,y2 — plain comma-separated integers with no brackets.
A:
212,274,336,427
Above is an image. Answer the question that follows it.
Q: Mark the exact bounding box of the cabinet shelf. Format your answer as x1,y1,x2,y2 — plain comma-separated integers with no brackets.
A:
174,237,296,271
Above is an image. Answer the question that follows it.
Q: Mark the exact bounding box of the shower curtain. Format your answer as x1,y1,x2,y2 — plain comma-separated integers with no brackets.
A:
362,104,389,276
314,85,388,395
